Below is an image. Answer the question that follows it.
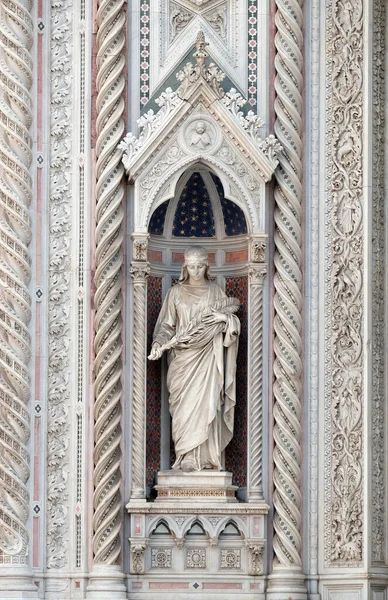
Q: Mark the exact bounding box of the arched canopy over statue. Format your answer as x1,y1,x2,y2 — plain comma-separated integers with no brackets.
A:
148,246,240,472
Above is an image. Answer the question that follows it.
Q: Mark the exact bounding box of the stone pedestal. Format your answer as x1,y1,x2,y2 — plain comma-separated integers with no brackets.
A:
126,485,269,600
155,470,238,503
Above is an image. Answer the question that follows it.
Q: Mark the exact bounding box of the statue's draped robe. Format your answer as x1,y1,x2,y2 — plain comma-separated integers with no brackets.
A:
153,282,240,470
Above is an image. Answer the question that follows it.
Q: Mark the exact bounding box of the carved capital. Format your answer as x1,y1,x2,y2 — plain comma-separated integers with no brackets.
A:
248,265,266,284
130,263,150,282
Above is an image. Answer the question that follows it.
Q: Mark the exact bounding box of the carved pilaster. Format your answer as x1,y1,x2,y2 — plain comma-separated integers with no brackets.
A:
268,0,305,596
89,0,126,596
324,0,364,569
247,255,266,503
0,1,36,593
130,260,150,500
47,0,72,573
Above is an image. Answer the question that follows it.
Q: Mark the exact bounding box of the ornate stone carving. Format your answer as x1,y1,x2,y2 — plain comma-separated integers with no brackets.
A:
121,36,279,236
271,0,304,579
188,120,214,149
324,0,364,566
130,263,150,498
203,5,227,43
251,240,266,263
120,88,183,170
220,549,241,569
371,0,385,565
247,542,264,575
93,0,126,565
186,548,206,568
172,516,186,527
151,547,172,568
133,237,149,261
170,2,194,41
47,0,72,569
175,31,225,98
0,0,33,565
216,145,259,193
130,542,147,574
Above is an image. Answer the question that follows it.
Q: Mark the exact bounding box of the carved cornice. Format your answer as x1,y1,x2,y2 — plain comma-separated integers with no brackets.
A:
0,0,33,564
47,0,72,569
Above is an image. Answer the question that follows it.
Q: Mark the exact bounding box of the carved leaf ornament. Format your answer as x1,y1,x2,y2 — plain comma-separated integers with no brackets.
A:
119,32,282,201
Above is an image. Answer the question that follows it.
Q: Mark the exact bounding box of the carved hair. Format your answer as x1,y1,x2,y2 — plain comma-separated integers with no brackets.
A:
179,245,210,283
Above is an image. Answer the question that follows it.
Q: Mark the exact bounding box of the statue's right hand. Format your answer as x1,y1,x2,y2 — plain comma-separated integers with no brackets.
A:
148,343,163,361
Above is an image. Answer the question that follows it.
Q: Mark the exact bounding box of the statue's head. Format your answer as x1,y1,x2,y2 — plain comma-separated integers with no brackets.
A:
195,121,206,135
179,245,210,283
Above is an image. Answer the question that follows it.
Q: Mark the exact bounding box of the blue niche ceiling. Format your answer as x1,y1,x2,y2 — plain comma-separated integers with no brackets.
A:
148,172,248,237
148,200,169,235
172,172,216,238
211,174,247,236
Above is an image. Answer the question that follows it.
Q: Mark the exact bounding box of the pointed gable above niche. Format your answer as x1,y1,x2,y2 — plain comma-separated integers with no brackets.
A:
120,33,282,235
154,0,246,98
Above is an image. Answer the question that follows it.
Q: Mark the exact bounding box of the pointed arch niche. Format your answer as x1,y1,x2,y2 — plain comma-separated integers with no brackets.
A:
121,42,280,506
147,163,250,492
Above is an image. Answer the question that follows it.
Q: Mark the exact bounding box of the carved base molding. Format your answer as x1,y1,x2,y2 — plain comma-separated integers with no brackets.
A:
155,470,238,503
0,571,39,599
126,501,268,599
266,567,307,600
86,565,127,600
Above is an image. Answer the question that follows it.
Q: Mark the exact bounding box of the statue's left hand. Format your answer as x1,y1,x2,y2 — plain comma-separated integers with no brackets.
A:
202,309,227,325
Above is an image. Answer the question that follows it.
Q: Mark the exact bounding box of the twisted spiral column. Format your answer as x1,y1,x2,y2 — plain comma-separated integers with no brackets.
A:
130,263,149,500
269,0,306,596
248,266,266,502
0,0,33,568
92,0,125,571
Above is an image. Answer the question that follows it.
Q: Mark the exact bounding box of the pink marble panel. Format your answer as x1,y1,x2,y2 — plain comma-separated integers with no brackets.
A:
203,582,243,589
149,582,190,589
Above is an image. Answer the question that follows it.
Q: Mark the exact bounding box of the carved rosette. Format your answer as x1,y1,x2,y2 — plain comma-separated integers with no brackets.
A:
130,259,150,499
0,0,33,563
248,261,266,501
47,0,72,569
93,0,126,565
324,0,364,566
271,0,304,574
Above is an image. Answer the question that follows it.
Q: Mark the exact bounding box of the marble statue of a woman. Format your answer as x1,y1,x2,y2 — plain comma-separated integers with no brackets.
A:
148,246,240,472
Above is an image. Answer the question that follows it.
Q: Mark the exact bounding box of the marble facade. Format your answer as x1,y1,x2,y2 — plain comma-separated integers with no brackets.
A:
0,1,386,599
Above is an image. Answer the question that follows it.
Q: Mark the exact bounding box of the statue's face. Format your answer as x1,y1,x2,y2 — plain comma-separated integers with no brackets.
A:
186,261,207,282
196,122,206,134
